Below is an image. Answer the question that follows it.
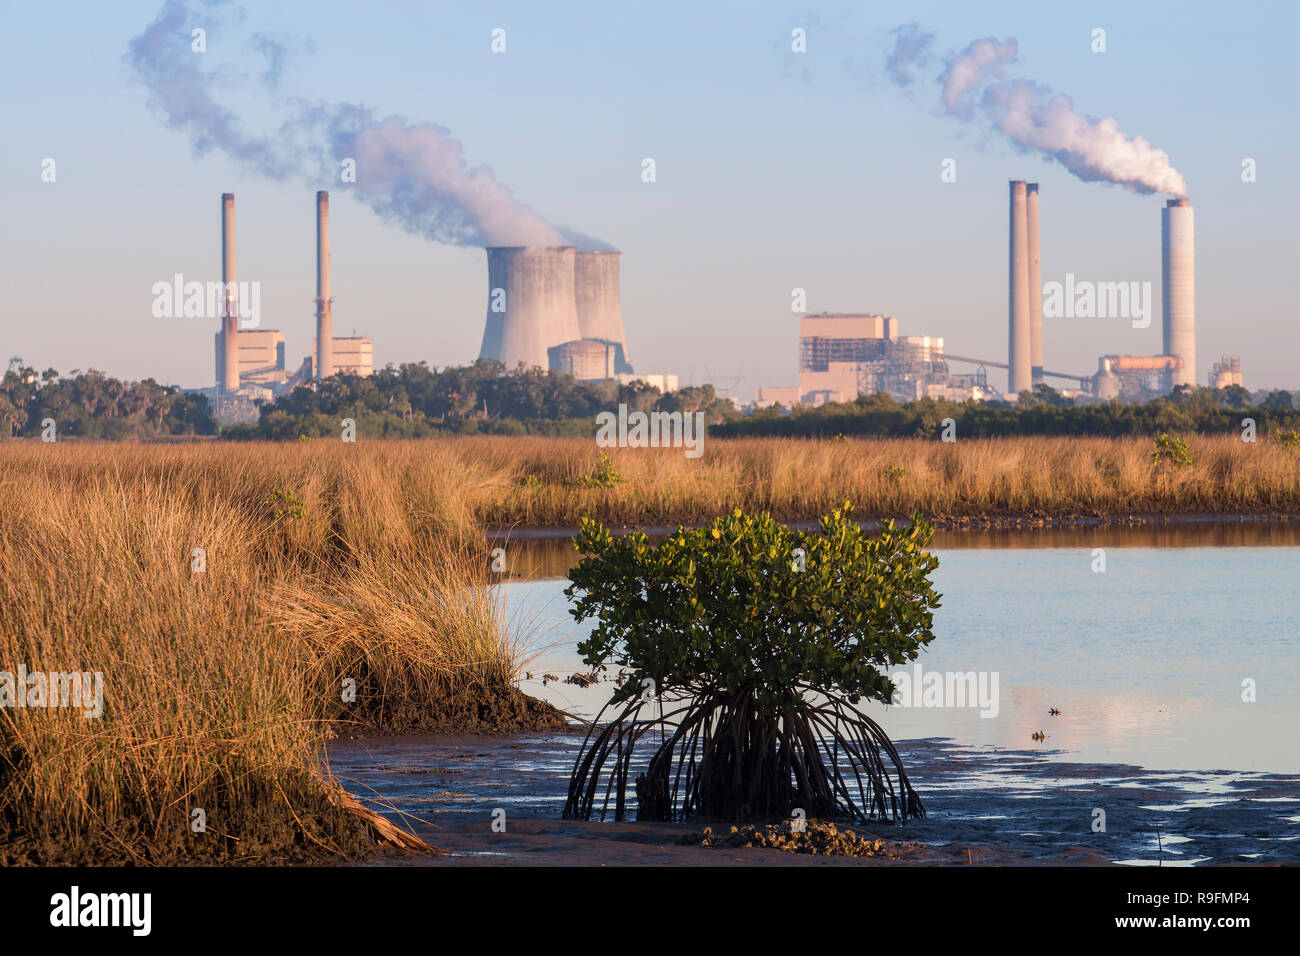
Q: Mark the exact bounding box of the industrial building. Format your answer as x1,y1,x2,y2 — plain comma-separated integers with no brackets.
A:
313,335,374,377
757,313,981,407
757,180,1209,409
1210,355,1243,390
205,190,374,425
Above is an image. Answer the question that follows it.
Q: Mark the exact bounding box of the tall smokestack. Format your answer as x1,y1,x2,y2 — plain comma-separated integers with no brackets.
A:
1162,198,1195,388
315,190,334,380
479,246,582,370
220,192,239,393
1026,183,1042,383
1007,180,1031,394
574,251,632,373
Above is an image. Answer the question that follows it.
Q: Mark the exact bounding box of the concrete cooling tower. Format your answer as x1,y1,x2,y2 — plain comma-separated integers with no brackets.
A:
476,246,579,371
574,251,632,373
1162,198,1196,388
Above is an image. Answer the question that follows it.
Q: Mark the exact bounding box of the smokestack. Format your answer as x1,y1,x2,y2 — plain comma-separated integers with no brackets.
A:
1007,180,1031,394
574,251,632,373
220,193,239,393
315,190,334,380
1162,198,1195,389
479,246,582,370
1026,183,1043,383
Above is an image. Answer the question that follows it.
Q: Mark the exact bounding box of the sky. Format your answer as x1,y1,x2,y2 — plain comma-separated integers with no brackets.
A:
2,0,1297,398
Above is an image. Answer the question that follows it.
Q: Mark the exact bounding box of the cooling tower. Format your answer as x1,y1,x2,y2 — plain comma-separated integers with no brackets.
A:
220,192,239,393
479,246,582,370
574,251,632,372
1026,183,1043,383
1007,180,1031,394
315,191,334,380
1162,198,1195,388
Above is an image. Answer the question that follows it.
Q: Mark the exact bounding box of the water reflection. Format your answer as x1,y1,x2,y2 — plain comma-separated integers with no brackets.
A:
488,520,1300,582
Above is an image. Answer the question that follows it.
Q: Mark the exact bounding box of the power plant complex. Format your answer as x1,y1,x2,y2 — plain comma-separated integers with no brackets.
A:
477,246,646,385
192,177,1225,422
206,190,374,424
759,180,1219,408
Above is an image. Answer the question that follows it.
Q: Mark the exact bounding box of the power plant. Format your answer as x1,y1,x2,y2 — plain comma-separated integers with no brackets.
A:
206,190,373,425
759,180,1214,407
478,245,646,384
479,246,583,370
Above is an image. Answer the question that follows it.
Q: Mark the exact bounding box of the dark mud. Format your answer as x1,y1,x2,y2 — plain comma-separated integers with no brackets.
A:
338,683,569,737
328,734,1300,866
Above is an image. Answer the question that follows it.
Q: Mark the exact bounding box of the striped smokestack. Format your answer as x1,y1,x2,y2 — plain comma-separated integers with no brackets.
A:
1026,183,1042,383
1162,198,1195,388
220,192,239,393
315,190,334,380
1007,180,1031,394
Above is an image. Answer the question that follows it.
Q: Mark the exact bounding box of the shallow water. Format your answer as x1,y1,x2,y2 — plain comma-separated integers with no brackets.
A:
330,522,1300,865
503,524,1300,774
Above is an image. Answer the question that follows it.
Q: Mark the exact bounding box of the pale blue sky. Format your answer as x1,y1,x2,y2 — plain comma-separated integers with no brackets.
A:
2,1,1296,396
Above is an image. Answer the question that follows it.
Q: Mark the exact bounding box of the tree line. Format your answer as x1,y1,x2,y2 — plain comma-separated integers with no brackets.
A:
224,360,738,440
714,384,1300,439
0,366,214,439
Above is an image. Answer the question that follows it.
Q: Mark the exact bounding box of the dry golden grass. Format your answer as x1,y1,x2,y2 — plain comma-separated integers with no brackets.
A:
1,432,1295,862
0,443,520,864
449,433,1300,527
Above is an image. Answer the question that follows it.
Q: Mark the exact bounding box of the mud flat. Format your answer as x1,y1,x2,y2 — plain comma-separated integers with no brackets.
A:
327,733,1299,866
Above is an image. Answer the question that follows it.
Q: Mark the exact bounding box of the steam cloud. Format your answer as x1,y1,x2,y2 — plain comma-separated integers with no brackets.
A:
887,26,1188,196
127,0,612,249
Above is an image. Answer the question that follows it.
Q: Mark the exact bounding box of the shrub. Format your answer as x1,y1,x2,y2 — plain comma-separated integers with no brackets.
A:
562,503,940,825
1152,432,1193,467
1275,429,1300,450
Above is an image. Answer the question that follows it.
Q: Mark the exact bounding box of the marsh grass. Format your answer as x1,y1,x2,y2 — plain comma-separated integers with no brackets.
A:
0,432,1294,862
0,444,520,864
455,433,1300,527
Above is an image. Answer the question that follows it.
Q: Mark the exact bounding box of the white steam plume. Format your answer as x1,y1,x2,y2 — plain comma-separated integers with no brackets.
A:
126,0,612,249
887,28,1188,196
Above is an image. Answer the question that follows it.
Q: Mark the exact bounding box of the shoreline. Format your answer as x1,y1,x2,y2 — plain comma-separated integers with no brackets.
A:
330,732,1298,867
487,510,1300,540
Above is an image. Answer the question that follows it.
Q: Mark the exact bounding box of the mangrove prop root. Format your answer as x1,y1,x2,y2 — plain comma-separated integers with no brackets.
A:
562,686,924,825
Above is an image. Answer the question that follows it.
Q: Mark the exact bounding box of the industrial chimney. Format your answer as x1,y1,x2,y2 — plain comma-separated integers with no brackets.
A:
1026,183,1043,384
315,190,334,380
574,251,632,373
1162,198,1195,388
220,192,239,394
479,246,583,370
1007,180,1031,394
